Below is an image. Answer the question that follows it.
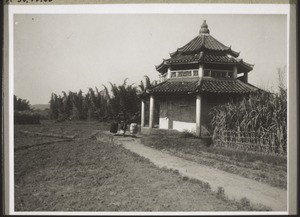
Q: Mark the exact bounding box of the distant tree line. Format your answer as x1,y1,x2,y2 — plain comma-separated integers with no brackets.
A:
49,76,155,123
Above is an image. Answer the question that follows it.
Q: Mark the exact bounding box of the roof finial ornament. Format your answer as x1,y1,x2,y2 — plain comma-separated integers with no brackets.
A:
199,20,210,34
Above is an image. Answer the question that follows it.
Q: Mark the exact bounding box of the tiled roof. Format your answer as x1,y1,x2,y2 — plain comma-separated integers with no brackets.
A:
155,21,254,76
148,77,259,95
203,53,238,63
170,34,239,58
203,54,254,72
157,53,253,72
165,54,200,64
198,78,259,93
166,53,239,64
148,77,200,94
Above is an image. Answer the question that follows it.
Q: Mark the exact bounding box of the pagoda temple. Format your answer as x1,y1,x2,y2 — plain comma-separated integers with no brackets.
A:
141,20,259,137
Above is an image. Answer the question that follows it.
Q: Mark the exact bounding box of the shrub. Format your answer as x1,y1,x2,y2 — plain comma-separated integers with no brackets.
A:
14,111,40,124
202,136,212,147
216,186,226,199
35,108,50,120
237,197,252,210
182,176,189,181
179,130,195,138
172,169,179,175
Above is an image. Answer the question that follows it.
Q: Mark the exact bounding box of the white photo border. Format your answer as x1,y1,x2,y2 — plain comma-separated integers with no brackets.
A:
4,3,296,215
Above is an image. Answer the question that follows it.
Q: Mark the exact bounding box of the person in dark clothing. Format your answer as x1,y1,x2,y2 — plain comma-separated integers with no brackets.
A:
110,116,119,135
118,112,127,137
119,119,127,137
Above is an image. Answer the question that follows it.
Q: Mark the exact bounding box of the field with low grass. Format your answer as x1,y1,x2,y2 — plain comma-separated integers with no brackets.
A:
14,121,262,211
141,133,287,190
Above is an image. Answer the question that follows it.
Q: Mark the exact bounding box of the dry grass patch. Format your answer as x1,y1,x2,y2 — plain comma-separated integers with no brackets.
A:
141,134,287,189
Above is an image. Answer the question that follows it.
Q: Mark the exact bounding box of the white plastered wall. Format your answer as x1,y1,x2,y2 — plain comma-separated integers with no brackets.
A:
172,121,196,133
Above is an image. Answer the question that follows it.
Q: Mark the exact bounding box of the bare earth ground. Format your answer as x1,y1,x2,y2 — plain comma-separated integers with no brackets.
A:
115,136,286,211
15,121,254,212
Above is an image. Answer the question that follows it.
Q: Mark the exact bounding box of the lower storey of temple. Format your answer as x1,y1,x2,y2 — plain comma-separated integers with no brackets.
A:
141,93,235,137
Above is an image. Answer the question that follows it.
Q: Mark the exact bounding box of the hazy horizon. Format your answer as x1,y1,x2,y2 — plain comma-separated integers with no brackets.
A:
14,14,287,105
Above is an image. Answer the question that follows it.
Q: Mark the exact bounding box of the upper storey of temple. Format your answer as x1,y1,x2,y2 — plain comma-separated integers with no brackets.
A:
155,20,254,75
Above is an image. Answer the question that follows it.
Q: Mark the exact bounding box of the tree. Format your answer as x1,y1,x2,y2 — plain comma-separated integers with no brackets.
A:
49,93,59,119
138,75,154,93
47,76,158,123
14,95,31,111
14,95,40,124
71,90,86,120
108,78,141,121
62,91,73,119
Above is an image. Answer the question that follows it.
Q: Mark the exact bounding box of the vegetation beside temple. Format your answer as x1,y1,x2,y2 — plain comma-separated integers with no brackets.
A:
48,76,155,123
209,68,287,155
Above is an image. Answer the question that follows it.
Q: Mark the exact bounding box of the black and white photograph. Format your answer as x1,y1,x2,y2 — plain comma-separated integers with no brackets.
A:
3,1,298,215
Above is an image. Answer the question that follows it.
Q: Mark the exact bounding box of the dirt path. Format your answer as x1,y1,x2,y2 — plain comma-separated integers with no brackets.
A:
113,135,287,211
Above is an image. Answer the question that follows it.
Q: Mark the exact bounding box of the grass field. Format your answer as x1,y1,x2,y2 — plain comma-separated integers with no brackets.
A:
14,121,266,211
141,133,287,190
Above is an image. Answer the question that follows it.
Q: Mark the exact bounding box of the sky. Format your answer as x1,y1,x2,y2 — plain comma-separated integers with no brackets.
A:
14,13,287,105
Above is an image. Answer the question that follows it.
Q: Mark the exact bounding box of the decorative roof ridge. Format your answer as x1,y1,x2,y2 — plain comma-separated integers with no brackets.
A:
228,46,240,57
169,50,176,57
200,34,206,50
154,61,163,68
155,59,168,71
154,64,161,69
241,59,254,67
236,58,254,68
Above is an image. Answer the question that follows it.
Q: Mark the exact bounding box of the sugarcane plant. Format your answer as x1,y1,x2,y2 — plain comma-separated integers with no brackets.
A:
210,67,287,155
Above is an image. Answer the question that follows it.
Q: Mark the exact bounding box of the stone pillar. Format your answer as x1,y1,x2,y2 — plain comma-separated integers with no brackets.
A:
233,66,238,79
149,95,154,128
141,99,145,127
244,72,248,83
199,64,204,78
196,94,202,137
158,74,162,83
167,67,172,79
